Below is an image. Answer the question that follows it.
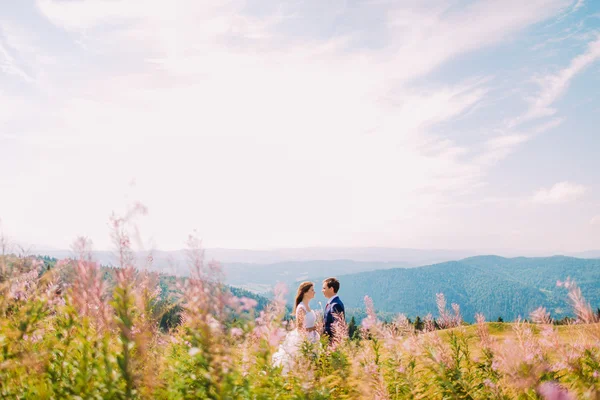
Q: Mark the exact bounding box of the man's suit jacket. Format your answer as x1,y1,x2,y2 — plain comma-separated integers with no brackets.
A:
323,296,345,337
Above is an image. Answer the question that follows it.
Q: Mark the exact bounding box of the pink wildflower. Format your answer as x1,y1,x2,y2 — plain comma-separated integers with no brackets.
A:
361,295,382,337
484,379,496,389
530,307,552,324
330,312,349,350
390,313,414,337
230,327,243,338
268,327,286,347
538,382,575,400
475,313,491,348
423,313,435,333
435,293,462,329
240,297,258,311
564,278,597,324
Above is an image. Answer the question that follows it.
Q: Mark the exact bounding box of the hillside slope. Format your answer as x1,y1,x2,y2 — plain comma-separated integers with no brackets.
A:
305,256,600,322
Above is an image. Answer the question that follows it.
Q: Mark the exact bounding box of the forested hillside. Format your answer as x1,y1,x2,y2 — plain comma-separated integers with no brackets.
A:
36,255,271,316
306,256,600,322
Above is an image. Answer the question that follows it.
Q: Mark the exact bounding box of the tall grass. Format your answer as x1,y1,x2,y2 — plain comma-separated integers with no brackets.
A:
0,213,598,399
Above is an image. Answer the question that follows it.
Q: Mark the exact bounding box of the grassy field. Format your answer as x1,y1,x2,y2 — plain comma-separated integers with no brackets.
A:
1,250,599,399
436,321,600,357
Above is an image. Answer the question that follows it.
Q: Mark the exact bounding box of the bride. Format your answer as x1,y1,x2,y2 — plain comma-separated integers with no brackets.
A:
272,281,320,372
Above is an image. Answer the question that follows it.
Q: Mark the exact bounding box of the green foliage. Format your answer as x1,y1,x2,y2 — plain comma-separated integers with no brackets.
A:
1,254,599,399
348,316,359,340
414,316,424,331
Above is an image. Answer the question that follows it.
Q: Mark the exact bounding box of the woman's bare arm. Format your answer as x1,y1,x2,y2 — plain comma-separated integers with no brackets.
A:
296,306,307,334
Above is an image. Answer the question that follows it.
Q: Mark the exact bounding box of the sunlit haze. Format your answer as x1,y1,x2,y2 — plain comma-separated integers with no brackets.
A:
1,0,599,253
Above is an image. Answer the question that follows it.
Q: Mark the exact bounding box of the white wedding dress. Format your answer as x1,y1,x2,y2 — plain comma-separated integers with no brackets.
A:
272,303,320,373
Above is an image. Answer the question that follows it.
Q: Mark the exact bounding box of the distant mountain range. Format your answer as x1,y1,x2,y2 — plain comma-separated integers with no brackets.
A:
33,247,476,268
303,256,600,323
33,248,600,323
33,247,476,286
33,246,599,280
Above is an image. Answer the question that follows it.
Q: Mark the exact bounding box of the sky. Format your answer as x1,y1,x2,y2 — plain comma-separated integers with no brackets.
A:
0,0,599,253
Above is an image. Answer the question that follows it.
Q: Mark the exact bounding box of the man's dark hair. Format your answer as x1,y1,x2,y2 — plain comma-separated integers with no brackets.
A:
324,277,340,294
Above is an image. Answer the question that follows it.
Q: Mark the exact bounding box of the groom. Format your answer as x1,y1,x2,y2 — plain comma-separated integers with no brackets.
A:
322,277,345,339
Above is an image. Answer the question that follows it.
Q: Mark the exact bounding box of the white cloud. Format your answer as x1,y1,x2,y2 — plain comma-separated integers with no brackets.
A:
0,0,582,250
531,182,587,204
476,118,564,166
510,35,600,127
475,134,530,166
591,215,600,225
0,36,34,82
475,117,563,166
572,0,586,12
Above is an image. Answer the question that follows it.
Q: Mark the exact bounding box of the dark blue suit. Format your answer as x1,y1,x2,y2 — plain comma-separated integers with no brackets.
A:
323,296,345,337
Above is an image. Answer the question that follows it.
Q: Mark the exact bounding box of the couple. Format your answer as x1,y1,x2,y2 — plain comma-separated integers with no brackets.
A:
272,278,345,372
